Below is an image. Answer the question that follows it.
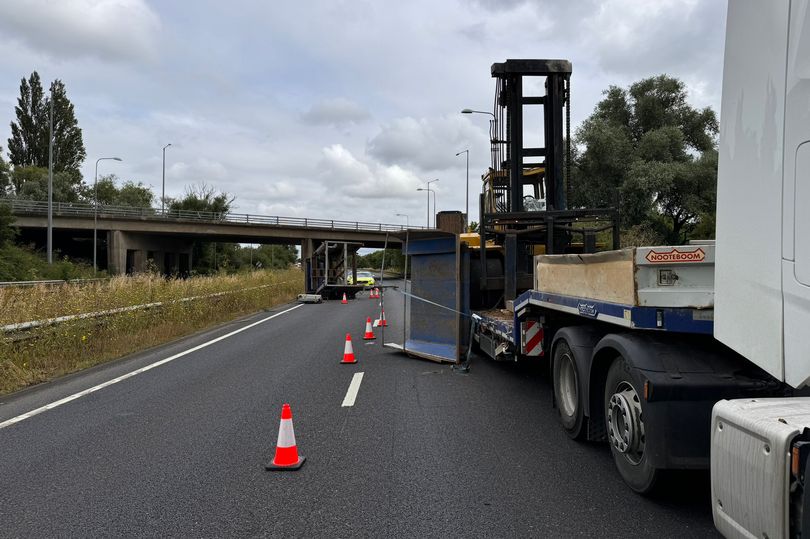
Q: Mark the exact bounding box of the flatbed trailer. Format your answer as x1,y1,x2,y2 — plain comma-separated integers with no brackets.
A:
404,234,783,493
474,243,717,360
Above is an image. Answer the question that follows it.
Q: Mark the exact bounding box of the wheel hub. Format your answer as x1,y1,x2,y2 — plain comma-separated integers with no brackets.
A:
558,353,578,418
607,383,645,463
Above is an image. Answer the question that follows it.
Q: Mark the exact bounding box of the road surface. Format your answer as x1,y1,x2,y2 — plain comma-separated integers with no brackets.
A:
0,281,718,537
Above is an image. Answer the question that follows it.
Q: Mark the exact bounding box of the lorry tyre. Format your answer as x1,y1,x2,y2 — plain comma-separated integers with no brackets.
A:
604,356,659,494
553,341,586,440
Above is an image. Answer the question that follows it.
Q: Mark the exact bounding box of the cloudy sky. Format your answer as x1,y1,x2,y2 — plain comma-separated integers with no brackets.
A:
0,0,727,227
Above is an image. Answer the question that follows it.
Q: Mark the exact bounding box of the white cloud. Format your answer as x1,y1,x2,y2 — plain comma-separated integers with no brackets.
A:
167,159,229,187
318,144,422,200
301,97,371,127
367,115,488,172
0,0,160,63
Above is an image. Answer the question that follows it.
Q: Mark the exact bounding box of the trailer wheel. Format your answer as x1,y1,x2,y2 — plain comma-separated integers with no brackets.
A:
604,357,659,494
553,341,585,440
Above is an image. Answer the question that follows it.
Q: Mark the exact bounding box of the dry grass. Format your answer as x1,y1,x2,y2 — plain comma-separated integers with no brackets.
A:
0,269,302,394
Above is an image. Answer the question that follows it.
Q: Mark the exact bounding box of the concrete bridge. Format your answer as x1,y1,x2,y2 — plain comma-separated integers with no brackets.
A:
4,199,411,275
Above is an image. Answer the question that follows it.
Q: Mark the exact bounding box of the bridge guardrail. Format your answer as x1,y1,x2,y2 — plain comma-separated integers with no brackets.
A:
1,199,424,233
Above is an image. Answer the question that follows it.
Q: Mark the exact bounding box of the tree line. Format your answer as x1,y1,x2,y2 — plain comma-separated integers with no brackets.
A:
571,74,718,245
0,71,297,276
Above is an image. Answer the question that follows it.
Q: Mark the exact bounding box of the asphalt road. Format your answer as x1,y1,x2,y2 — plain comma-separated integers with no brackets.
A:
0,281,718,537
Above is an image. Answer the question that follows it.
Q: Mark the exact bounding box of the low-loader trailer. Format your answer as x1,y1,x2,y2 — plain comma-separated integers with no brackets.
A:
397,2,810,536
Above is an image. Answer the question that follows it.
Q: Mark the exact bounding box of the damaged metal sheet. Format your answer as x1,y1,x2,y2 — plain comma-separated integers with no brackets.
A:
395,230,469,364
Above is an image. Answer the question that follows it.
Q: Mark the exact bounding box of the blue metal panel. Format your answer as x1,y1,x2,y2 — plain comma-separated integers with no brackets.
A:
516,290,713,335
404,234,463,363
405,235,457,256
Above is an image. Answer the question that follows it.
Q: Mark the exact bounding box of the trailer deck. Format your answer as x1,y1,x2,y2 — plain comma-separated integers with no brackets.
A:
514,290,714,334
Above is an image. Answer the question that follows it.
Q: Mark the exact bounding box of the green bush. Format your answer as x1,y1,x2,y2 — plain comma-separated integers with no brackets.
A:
0,244,96,281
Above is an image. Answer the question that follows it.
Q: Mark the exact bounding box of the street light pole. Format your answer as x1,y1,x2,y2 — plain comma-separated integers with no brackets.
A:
162,143,172,214
461,109,495,119
456,149,469,229
416,187,437,227
47,89,53,264
395,213,409,228
417,188,429,227
417,179,439,228
461,109,497,144
94,156,123,274
427,179,438,227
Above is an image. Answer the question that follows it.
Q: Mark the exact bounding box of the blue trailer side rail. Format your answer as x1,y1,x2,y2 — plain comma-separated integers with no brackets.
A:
513,290,714,335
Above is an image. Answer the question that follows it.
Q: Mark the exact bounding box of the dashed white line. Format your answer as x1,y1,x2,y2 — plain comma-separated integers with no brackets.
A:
341,372,365,407
0,303,304,431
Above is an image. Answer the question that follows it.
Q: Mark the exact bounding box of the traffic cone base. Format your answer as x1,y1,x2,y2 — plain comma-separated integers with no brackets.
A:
363,317,375,340
265,404,306,471
341,292,348,304
341,333,357,363
266,454,306,471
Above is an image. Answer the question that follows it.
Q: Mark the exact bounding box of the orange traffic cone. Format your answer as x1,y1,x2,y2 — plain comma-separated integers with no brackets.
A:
380,309,388,327
341,333,357,363
341,292,348,304
369,288,376,300
265,403,305,471
363,317,375,340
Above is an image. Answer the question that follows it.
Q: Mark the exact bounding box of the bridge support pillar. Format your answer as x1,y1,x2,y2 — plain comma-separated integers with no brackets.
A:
107,230,194,276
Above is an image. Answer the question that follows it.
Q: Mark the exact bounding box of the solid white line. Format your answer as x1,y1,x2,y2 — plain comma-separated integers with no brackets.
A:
341,372,364,407
0,303,304,431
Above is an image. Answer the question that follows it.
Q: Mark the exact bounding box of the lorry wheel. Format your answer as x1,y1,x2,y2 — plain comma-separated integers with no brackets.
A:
553,341,586,440
604,357,659,494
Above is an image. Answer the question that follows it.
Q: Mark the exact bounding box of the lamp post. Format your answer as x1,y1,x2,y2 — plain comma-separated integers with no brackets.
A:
456,149,469,229
396,213,409,228
47,89,53,264
417,188,438,228
94,157,122,274
162,143,172,214
417,178,439,228
461,108,495,119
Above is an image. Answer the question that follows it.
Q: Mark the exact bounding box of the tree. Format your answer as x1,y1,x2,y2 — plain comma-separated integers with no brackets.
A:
254,245,297,269
48,80,86,176
10,166,82,203
91,174,154,208
572,75,718,244
168,183,233,215
0,203,16,246
7,72,46,169
358,248,405,272
7,73,86,180
0,147,9,196
168,184,235,274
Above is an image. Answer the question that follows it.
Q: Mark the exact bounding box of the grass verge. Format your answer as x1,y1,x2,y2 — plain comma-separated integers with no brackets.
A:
0,269,302,395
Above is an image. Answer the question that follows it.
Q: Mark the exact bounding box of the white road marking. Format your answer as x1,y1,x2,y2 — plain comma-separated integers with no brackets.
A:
341,372,365,407
0,303,304,430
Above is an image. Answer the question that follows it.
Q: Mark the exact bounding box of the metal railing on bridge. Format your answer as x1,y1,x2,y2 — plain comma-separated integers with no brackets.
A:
2,199,423,233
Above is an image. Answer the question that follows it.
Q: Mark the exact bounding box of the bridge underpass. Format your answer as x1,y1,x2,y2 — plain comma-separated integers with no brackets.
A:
6,200,409,276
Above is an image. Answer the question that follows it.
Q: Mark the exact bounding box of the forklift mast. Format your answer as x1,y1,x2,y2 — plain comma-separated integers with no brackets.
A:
477,59,619,304
492,59,571,212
